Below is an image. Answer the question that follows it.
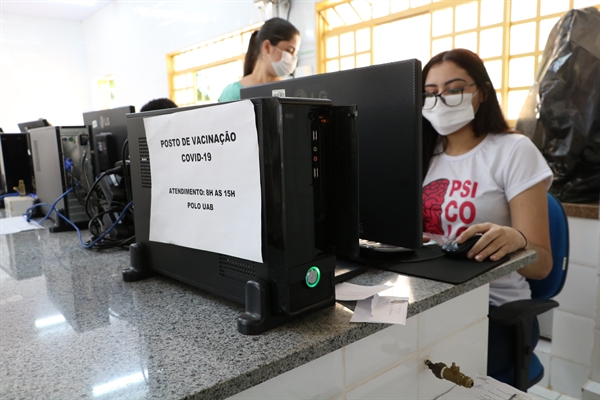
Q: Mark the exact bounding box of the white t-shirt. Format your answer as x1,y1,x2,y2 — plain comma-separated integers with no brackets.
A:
422,133,553,306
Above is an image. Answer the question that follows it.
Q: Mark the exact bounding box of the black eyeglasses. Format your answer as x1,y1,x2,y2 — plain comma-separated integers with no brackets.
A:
422,83,477,110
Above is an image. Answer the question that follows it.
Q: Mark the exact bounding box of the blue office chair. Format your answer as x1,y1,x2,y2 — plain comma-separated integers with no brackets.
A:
489,192,569,391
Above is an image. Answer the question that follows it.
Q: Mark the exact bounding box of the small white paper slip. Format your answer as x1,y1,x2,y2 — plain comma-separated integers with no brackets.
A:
335,282,391,301
437,374,530,400
349,294,408,325
0,216,44,235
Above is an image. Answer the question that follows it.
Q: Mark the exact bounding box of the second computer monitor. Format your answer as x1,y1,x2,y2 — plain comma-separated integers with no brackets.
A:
83,105,135,174
241,59,423,250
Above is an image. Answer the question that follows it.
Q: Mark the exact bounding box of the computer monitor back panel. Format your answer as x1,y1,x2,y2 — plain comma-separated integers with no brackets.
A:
83,106,135,174
0,133,34,194
29,126,91,224
241,59,423,249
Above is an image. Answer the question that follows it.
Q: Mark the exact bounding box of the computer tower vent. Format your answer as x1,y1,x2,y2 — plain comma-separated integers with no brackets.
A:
33,140,41,172
219,255,256,282
138,137,152,188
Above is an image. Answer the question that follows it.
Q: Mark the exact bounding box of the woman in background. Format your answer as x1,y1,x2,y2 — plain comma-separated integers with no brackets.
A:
420,48,553,377
218,17,300,102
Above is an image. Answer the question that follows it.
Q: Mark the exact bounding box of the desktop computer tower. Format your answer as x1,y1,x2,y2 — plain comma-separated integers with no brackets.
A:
28,126,93,231
124,97,359,334
0,133,34,195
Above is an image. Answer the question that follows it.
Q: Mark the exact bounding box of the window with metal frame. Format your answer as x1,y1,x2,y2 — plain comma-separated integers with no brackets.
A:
167,23,262,107
316,0,600,125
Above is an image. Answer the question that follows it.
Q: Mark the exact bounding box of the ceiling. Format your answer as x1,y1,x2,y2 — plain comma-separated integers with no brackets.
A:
1,0,112,22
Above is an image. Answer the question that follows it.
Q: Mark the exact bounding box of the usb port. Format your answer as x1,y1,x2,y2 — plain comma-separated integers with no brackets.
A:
312,130,318,140
313,168,319,178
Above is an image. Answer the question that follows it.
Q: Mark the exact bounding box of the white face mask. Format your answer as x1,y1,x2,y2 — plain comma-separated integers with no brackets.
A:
271,46,298,77
422,93,476,136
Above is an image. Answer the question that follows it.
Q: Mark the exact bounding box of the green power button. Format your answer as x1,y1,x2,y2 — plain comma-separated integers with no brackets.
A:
305,266,321,288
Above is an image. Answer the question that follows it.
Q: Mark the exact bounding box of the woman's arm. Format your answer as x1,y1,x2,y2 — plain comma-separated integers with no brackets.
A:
455,181,553,280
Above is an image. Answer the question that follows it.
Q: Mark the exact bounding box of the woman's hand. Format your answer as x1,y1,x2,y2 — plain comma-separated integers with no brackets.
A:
454,223,527,262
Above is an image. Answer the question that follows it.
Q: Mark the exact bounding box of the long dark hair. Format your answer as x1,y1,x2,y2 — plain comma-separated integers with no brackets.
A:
243,17,300,77
422,49,513,175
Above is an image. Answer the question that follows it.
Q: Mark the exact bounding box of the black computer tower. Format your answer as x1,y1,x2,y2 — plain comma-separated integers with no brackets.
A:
28,126,93,230
0,133,34,196
124,97,358,334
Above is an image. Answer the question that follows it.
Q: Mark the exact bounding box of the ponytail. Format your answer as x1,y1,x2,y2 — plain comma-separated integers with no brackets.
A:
243,30,259,77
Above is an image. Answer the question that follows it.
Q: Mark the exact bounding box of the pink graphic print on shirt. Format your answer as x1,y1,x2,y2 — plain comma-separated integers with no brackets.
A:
423,179,479,237
422,179,449,234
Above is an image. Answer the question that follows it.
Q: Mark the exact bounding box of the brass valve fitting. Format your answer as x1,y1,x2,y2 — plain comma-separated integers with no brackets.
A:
425,359,474,388
13,180,26,196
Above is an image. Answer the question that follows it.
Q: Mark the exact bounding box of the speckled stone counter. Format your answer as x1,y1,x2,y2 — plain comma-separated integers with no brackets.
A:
562,202,599,220
0,223,536,400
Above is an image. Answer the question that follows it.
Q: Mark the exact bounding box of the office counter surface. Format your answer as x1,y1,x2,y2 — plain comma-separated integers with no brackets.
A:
0,223,535,400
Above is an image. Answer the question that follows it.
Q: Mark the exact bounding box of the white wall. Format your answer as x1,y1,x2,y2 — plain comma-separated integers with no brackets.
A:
0,0,319,132
81,0,319,112
0,14,90,132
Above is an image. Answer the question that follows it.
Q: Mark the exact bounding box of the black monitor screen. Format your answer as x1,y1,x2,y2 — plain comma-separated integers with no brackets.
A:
83,106,135,174
241,59,423,249
18,119,50,133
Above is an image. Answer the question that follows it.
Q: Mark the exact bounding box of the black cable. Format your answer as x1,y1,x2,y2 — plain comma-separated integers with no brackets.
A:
396,253,446,263
84,166,123,219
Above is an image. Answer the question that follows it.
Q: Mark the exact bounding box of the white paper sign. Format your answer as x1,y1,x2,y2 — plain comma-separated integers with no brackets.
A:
144,100,263,263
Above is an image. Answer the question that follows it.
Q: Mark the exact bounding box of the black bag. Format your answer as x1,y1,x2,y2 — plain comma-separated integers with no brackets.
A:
516,7,600,203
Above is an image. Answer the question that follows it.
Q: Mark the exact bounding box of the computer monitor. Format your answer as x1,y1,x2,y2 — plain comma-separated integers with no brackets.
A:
241,59,423,250
82,106,135,174
18,119,50,133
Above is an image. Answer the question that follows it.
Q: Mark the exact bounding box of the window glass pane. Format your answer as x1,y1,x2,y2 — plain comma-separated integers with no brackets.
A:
340,56,355,70
351,0,372,21
410,0,431,7
539,17,559,51
326,59,340,72
432,8,453,37
509,56,535,88
496,92,503,113
480,0,504,26
454,32,478,53
432,37,452,56
186,73,193,88
507,90,528,120
335,3,362,25
173,55,181,72
511,0,537,22
455,2,478,32
374,14,430,65
340,32,355,56
573,0,600,8
356,53,371,68
484,59,502,89
540,0,569,16
326,8,345,29
510,22,536,55
390,0,409,13
198,60,242,104
326,36,339,58
372,0,389,18
356,28,370,52
479,27,503,58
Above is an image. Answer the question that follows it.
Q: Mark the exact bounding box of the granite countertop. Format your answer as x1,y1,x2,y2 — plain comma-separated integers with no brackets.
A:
562,202,599,220
0,223,535,400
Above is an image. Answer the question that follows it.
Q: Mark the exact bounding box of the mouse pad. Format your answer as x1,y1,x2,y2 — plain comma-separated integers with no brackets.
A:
365,245,510,284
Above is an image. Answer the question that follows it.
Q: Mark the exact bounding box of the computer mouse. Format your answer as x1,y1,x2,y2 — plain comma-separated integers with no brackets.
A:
441,233,483,258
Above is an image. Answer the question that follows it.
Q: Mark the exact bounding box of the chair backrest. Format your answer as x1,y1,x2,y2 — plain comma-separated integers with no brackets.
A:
528,192,570,300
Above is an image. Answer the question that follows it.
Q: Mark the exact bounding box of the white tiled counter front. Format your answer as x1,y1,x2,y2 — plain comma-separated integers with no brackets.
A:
230,285,489,399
